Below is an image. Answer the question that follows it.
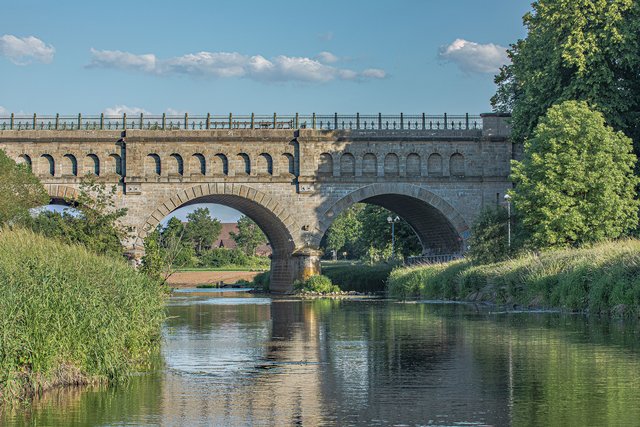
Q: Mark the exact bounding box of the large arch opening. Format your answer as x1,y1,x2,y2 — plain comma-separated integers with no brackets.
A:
140,185,302,292
321,185,468,258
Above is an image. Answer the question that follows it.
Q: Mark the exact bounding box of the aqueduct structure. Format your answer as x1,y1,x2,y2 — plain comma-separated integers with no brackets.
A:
0,113,513,292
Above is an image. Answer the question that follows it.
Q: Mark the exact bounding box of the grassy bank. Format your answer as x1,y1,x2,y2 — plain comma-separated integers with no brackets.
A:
0,228,166,404
321,261,394,293
388,240,640,317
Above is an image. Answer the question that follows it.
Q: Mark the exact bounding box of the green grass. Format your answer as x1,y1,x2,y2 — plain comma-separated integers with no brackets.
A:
388,240,640,317
322,261,394,293
0,228,166,404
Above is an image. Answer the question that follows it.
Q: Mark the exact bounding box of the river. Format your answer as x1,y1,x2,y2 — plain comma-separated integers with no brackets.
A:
4,290,640,426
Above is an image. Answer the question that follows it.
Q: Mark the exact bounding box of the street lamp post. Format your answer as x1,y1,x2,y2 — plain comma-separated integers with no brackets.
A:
387,215,400,260
504,194,512,249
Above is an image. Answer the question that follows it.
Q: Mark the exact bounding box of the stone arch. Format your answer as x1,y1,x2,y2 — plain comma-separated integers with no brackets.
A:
362,153,377,176
85,154,100,175
428,153,443,177
321,183,469,254
146,154,161,176
450,153,465,177
282,153,295,175
384,153,399,176
257,153,273,175
237,153,251,175
406,153,421,177
62,154,78,176
45,184,80,205
139,184,304,293
190,153,206,175
169,153,184,176
109,153,123,176
40,154,55,177
340,153,355,177
318,153,333,176
212,153,229,176
16,154,32,170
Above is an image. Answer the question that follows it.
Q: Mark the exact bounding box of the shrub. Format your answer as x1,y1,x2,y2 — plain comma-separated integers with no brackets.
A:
322,262,394,293
251,271,271,292
295,275,341,294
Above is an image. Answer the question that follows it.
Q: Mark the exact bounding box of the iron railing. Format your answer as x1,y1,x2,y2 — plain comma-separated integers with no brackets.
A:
0,113,483,131
406,254,463,265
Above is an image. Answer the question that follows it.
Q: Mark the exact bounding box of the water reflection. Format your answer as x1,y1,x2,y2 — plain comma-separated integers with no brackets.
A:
3,295,640,426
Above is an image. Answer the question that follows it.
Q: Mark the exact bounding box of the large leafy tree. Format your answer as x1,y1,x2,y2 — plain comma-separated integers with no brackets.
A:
230,215,268,256
184,207,221,254
511,101,638,248
0,149,48,225
493,0,640,148
467,206,510,264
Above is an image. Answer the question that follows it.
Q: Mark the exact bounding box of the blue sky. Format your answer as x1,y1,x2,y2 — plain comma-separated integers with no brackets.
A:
5,0,531,222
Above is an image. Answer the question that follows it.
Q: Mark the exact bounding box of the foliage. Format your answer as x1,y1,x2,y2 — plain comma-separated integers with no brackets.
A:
251,271,271,292
0,149,48,226
387,239,640,317
198,247,270,270
511,101,639,248
294,275,341,294
140,224,195,282
492,0,640,149
230,215,268,256
27,177,130,258
184,207,221,254
321,261,394,293
324,204,421,261
467,206,510,264
0,228,166,403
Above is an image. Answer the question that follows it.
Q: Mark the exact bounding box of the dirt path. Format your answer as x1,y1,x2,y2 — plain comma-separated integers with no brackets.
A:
166,271,262,288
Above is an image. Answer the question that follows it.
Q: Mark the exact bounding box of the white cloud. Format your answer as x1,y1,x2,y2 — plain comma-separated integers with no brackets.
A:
87,49,386,83
165,108,186,115
361,68,387,79
317,31,334,41
316,51,339,64
104,105,152,116
438,39,509,74
0,35,55,65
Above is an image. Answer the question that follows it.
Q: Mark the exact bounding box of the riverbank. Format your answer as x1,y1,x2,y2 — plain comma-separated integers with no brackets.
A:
0,228,166,404
388,240,640,317
167,270,261,288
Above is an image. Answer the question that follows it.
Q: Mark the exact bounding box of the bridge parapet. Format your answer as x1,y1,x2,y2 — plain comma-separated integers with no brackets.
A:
0,112,509,135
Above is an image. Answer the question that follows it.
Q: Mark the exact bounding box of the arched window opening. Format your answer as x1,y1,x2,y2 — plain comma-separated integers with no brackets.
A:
450,153,465,177
146,154,161,176
257,153,273,175
238,153,251,175
41,154,55,176
282,153,295,175
109,153,122,176
428,153,443,177
63,154,78,176
213,154,229,176
363,153,377,176
384,153,399,177
340,153,355,177
190,153,206,175
169,153,184,176
406,153,421,177
86,154,100,176
318,153,333,176
16,154,32,171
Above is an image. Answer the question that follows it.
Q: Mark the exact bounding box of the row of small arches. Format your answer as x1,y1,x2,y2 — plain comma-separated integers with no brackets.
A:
318,152,465,177
143,152,297,177
16,153,121,177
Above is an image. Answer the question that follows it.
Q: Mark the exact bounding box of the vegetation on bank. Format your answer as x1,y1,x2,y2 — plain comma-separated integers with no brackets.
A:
322,262,394,293
388,240,640,317
0,229,166,404
294,275,341,294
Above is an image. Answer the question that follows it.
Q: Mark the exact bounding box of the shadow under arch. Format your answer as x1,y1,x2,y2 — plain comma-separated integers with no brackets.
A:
139,184,304,292
45,184,81,206
319,183,470,254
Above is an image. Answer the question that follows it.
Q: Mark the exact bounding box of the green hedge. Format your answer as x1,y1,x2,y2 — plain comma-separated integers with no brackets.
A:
322,262,394,293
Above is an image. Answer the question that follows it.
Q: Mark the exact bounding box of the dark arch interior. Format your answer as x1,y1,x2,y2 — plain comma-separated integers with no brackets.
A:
360,194,462,254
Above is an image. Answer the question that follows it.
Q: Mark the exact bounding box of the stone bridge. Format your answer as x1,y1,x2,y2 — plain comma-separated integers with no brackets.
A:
0,113,513,292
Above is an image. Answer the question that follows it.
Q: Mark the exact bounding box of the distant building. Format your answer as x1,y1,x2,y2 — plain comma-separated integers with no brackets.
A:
213,223,272,256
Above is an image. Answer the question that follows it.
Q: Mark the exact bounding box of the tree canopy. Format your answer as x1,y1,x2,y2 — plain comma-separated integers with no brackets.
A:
184,207,221,254
230,215,268,256
0,149,48,225
511,101,639,248
492,0,640,148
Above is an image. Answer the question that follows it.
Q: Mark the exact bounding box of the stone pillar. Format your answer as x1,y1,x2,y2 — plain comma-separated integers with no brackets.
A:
269,247,322,294
293,247,323,281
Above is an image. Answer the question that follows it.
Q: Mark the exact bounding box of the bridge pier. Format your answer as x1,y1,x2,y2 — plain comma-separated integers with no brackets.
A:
269,248,322,294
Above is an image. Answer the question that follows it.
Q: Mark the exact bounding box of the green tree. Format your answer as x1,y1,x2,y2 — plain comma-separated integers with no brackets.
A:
27,177,129,258
511,101,639,248
184,207,221,254
492,0,640,148
467,206,510,264
0,149,48,225
230,215,268,256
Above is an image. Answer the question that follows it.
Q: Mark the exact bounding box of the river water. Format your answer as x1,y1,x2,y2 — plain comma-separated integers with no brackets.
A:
5,290,640,426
